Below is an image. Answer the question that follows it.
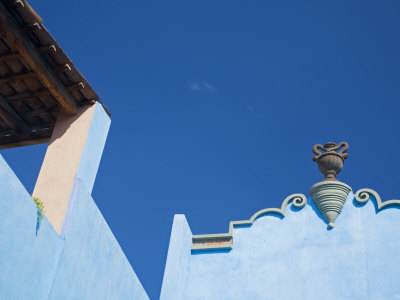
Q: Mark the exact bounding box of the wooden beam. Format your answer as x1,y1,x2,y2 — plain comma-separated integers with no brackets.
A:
0,71,36,84
21,107,58,117
0,135,50,149
38,44,56,54
23,0,43,24
9,0,24,9
0,106,17,130
0,52,20,62
6,89,50,101
23,22,41,32
0,93,31,132
53,64,71,72
67,82,85,90
0,2,77,114
0,122,54,135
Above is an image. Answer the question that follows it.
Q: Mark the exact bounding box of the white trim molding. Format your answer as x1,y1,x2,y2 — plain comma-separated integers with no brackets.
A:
192,193,307,251
355,188,400,211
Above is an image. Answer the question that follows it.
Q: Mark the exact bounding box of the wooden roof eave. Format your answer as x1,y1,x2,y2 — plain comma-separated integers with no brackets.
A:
0,0,78,115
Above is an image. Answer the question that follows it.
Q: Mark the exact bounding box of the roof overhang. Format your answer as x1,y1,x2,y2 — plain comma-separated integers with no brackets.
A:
0,0,110,149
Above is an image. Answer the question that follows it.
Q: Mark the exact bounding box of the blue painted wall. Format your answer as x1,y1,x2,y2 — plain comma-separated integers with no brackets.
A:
49,178,149,300
159,215,192,300
0,154,149,300
161,192,400,300
0,103,149,299
0,155,64,300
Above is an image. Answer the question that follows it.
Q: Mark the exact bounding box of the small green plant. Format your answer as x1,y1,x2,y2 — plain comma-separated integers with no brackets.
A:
33,197,44,213
33,197,44,235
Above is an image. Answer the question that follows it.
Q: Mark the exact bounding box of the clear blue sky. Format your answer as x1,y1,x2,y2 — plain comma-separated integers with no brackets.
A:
2,1,400,298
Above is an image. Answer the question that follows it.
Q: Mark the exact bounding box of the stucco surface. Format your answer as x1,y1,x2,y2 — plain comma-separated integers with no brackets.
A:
0,155,63,300
0,101,148,300
76,103,111,193
33,104,96,234
161,192,400,300
0,155,149,300
48,178,149,300
160,215,192,300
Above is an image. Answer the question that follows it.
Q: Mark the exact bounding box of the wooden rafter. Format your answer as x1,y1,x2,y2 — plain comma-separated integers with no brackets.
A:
0,1,77,114
0,131,51,149
5,89,50,101
0,52,20,62
0,71,36,84
68,82,85,90
0,0,109,150
38,44,56,54
0,93,31,132
53,64,71,72
21,107,58,117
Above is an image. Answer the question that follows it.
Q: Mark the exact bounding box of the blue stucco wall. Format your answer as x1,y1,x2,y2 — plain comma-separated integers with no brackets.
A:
0,155,64,300
0,103,149,299
75,103,111,193
49,178,149,300
159,215,192,300
0,154,149,300
161,192,400,300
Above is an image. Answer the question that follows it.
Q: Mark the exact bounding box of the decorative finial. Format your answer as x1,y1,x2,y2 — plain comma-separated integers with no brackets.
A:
309,142,352,229
312,142,349,181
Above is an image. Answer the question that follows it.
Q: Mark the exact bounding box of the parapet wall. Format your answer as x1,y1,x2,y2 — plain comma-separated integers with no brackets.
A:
0,154,149,300
161,190,400,300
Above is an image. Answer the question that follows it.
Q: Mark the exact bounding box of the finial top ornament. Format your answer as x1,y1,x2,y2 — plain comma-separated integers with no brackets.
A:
312,142,349,181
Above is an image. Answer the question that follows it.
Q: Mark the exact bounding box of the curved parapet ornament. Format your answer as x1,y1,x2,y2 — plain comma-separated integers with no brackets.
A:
246,193,307,224
355,188,400,211
192,193,307,251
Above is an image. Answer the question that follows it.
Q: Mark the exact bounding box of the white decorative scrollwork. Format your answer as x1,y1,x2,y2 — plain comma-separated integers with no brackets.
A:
292,194,307,209
355,188,400,211
192,193,307,251
248,193,307,223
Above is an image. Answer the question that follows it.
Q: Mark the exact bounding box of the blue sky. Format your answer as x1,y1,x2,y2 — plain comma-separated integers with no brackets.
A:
2,1,400,298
